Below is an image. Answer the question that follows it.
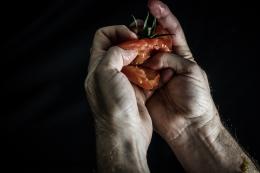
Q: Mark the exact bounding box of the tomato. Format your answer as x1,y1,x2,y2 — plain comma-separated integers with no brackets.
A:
119,37,172,65
118,14,173,90
122,65,160,90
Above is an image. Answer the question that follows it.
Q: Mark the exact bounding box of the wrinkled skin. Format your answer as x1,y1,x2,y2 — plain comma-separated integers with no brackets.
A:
145,0,220,145
85,25,153,154
85,1,259,172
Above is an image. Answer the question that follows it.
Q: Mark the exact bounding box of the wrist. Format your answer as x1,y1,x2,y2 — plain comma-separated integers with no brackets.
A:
163,112,226,172
95,113,150,149
96,131,149,173
95,120,150,173
165,109,223,150
163,112,259,172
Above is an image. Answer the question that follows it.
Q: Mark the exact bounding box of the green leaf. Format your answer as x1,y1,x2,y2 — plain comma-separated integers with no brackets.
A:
143,12,150,30
131,12,173,39
151,17,157,34
131,15,138,29
148,27,152,36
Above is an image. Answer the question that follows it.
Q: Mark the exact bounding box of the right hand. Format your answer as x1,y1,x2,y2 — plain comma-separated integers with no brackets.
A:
146,0,222,145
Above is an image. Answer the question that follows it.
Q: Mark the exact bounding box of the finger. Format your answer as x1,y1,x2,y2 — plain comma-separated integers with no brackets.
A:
143,90,154,100
133,85,147,103
148,0,193,60
98,46,137,72
142,69,174,100
144,52,197,74
132,83,154,101
89,25,137,72
92,25,137,52
159,68,174,87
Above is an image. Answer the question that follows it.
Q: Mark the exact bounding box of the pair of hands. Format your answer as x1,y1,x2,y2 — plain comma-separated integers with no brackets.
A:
85,0,221,171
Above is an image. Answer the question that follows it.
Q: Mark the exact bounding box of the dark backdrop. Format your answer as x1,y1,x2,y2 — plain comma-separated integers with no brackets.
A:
4,0,259,172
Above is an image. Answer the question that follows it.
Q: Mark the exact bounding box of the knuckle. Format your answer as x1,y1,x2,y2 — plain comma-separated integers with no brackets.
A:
117,25,130,33
107,46,121,54
94,27,105,37
118,25,128,30
187,61,199,72
95,25,127,37
84,75,94,96
106,46,124,60
201,69,207,77
93,66,104,79
89,47,93,54
94,26,114,38
84,77,89,90
162,53,170,67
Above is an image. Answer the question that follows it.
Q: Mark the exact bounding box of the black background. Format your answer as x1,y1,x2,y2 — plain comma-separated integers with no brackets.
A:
4,0,260,172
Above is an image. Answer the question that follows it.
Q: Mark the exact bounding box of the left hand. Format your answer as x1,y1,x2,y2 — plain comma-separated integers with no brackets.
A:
85,25,152,172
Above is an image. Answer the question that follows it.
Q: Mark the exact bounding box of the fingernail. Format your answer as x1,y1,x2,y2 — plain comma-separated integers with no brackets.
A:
124,50,137,58
130,32,138,39
122,50,137,65
157,2,167,14
158,1,165,9
152,1,168,18
129,31,138,39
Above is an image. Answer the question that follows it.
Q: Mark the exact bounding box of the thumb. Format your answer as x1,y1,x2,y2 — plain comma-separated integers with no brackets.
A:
148,0,194,61
100,46,137,71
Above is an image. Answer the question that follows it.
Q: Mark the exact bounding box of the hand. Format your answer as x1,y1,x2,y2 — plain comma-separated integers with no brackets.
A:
144,1,260,173
146,0,222,145
85,25,152,172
